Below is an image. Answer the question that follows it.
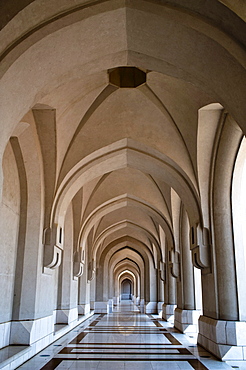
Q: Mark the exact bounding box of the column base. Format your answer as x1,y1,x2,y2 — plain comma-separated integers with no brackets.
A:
162,304,176,322
157,302,164,318
140,299,145,313
121,294,131,300
10,315,54,345
113,296,119,305
107,299,113,313
174,308,201,333
0,321,11,349
94,301,108,313
145,301,157,314
3,311,94,370
56,307,78,324
78,303,90,315
198,315,246,360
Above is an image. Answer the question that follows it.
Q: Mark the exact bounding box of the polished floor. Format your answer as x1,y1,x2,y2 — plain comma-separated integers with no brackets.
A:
17,301,246,370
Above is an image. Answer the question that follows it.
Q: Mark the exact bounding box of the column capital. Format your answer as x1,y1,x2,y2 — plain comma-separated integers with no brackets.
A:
190,224,211,272
43,225,63,269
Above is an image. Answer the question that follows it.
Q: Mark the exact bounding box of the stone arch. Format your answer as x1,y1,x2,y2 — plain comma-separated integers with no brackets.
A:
78,194,170,261
97,244,146,302
120,278,132,300
52,140,201,228
111,256,142,301
117,267,139,301
211,115,243,321
0,0,245,193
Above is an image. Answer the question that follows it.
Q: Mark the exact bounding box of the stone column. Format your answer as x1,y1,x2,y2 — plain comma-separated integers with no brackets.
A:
157,265,164,317
145,264,158,314
90,276,95,310
174,209,200,333
197,115,246,360
10,128,56,347
56,204,78,325
162,260,177,321
95,264,108,313
0,142,21,349
78,263,91,316
113,273,120,306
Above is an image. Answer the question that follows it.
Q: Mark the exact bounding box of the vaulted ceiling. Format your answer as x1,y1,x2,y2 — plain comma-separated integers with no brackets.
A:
1,0,245,279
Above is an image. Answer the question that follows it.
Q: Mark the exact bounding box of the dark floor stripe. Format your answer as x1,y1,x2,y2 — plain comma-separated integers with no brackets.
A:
41,358,208,370
64,342,181,346
188,359,209,369
89,320,99,326
65,346,184,349
69,313,107,344
86,330,167,333
163,332,182,345
40,358,63,369
87,326,167,329
59,347,74,354
65,350,192,355
152,320,163,327
69,331,88,344
179,348,194,355
46,358,198,362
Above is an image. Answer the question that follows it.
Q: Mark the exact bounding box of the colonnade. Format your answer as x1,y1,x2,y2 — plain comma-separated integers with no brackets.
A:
0,0,245,366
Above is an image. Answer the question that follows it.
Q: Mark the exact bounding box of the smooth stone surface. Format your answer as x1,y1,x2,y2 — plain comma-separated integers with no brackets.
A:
10,315,54,345
0,311,94,370
174,308,201,333
14,301,235,370
78,303,90,315
198,316,246,360
145,301,157,314
162,304,177,322
56,308,78,325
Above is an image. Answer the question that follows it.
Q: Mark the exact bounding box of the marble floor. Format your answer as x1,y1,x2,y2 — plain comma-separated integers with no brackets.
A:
16,301,246,370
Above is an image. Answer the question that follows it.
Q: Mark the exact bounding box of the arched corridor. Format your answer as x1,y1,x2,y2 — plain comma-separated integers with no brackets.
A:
0,1,246,369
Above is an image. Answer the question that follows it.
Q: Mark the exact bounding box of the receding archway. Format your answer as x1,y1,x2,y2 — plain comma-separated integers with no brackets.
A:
121,278,132,300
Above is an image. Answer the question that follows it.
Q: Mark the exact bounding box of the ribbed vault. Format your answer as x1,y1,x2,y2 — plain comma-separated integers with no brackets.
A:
0,0,246,363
